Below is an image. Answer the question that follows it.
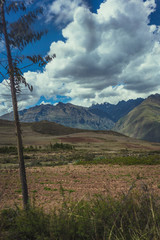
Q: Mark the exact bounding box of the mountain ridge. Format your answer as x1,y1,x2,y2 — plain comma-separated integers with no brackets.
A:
89,98,144,122
0,102,114,130
113,94,160,142
0,98,145,130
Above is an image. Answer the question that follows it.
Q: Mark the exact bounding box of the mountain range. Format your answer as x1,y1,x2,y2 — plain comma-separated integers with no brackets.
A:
90,98,144,122
1,94,160,142
0,98,144,130
0,102,114,130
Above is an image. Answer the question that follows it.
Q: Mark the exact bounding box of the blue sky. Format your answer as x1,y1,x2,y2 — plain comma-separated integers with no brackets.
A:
0,0,160,115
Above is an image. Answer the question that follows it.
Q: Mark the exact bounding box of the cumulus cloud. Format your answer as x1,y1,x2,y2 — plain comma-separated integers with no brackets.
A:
46,0,87,25
0,0,160,116
0,79,39,116
0,81,13,115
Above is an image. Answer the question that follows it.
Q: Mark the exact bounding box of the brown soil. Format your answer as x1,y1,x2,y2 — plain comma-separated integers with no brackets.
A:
1,164,160,211
59,137,103,143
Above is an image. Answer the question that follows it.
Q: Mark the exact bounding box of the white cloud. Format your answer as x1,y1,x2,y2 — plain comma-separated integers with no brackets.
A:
0,79,39,116
0,0,160,115
46,0,87,25
40,101,52,105
0,81,13,116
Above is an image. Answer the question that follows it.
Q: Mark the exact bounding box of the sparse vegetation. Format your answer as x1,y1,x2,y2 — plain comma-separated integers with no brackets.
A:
1,149,160,169
0,191,160,240
0,146,17,154
44,187,52,191
0,143,75,168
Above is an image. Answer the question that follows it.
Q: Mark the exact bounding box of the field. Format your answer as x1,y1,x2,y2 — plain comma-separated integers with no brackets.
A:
1,164,160,211
1,120,160,239
1,120,160,211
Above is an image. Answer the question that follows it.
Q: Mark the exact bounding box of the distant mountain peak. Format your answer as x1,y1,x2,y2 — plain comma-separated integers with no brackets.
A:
147,93,160,103
89,98,144,122
150,93,160,97
56,102,65,106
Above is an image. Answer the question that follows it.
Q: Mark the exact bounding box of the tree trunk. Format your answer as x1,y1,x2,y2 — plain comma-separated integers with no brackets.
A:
1,1,29,209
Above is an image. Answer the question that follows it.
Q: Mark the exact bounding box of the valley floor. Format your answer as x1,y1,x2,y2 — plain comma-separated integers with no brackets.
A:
1,163,160,210
1,122,160,210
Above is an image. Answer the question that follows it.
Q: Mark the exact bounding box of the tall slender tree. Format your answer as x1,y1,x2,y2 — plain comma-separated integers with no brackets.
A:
0,0,54,209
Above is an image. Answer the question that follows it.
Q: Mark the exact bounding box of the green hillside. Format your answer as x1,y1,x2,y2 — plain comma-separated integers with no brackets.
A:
113,94,160,142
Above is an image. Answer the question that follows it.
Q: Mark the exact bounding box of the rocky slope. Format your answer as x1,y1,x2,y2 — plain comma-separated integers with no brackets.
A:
89,98,144,122
0,102,114,130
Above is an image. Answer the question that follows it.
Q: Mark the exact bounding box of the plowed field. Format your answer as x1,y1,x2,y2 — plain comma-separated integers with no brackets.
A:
1,164,160,211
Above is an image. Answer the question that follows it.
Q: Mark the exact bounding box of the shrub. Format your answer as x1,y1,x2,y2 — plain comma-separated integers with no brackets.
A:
0,146,17,154
1,192,160,239
48,142,74,151
24,145,38,153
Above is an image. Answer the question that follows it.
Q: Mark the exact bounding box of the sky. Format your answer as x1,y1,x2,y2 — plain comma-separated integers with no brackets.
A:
0,0,160,116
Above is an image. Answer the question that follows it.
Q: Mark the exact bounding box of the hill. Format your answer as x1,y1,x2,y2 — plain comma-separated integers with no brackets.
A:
113,94,160,142
0,119,85,143
1,119,160,153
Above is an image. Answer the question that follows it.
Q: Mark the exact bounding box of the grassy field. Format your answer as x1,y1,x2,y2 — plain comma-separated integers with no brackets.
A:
1,120,160,239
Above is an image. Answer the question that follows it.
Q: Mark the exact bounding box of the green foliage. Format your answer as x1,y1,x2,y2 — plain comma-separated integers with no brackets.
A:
0,207,50,240
0,146,17,154
76,154,160,165
1,192,160,240
44,187,52,191
24,143,74,152
8,5,45,50
27,54,56,67
24,145,38,153
0,145,39,154
29,159,42,167
48,142,74,151
15,189,22,193
6,1,26,14
0,157,17,164
0,143,75,167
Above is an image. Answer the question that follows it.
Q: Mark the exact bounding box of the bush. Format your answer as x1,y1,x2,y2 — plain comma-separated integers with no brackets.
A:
24,145,38,153
48,142,74,151
1,192,160,239
0,146,17,154
0,207,50,240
